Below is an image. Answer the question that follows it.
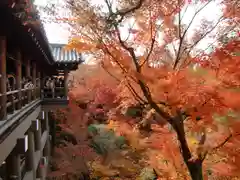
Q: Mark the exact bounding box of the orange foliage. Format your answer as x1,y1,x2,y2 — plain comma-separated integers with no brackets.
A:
48,0,240,179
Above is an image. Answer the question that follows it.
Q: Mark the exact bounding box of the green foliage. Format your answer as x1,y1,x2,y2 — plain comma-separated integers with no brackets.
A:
213,113,228,124
89,124,126,155
88,124,98,134
126,107,142,117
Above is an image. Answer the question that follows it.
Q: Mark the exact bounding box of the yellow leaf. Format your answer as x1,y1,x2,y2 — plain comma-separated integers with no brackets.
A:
188,137,198,146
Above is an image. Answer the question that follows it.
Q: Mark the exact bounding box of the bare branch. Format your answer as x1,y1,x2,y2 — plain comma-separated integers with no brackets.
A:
202,133,240,161
183,15,224,58
123,20,136,42
192,25,237,59
173,0,214,69
212,134,233,151
180,5,189,22
140,10,157,67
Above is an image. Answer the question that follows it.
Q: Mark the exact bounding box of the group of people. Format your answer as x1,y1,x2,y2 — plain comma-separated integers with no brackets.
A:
45,77,64,88
5,75,65,98
6,76,35,92
5,76,36,106
44,77,65,98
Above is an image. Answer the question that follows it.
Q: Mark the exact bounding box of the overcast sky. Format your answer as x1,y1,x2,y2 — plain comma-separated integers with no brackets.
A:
34,0,223,48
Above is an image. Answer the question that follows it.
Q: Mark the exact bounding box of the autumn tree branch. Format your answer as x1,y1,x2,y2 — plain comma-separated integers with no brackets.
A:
103,1,197,175
102,63,146,103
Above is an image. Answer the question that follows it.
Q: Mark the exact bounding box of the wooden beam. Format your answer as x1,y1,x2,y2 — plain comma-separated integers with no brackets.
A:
0,36,7,120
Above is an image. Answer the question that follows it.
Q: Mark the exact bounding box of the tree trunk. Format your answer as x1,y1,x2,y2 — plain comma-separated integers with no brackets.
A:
187,160,203,180
170,115,203,180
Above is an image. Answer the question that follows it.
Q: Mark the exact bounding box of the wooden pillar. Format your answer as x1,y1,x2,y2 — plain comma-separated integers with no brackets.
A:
37,71,40,98
32,62,36,100
42,111,49,132
16,50,22,110
36,163,43,179
25,130,36,179
32,120,41,151
50,113,56,155
41,72,45,99
43,136,51,159
6,149,21,180
0,37,7,120
25,59,31,103
64,69,68,98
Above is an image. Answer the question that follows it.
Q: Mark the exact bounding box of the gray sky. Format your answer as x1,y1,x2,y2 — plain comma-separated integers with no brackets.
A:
34,0,223,50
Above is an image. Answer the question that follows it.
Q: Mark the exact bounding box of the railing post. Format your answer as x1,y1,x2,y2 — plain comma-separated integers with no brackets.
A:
25,130,36,179
5,148,21,180
42,111,50,166
43,135,51,161
16,50,22,110
49,112,56,155
32,62,36,100
64,68,68,98
31,120,41,151
36,163,43,179
42,111,49,132
0,36,7,120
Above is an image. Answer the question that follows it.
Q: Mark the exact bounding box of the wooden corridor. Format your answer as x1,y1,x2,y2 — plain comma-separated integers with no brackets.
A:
0,1,82,179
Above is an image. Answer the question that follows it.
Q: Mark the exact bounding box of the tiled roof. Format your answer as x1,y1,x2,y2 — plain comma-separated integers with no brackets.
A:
50,43,82,63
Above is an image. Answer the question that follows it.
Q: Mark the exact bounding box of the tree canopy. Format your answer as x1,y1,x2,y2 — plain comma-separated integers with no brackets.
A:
44,0,240,179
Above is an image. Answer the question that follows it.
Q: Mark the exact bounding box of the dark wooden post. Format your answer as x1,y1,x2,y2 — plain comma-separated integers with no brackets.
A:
49,112,56,155
16,50,22,110
37,71,40,98
36,163,43,179
64,68,68,98
25,130,36,179
0,36,7,120
6,148,21,180
32,119,41,151
32,62,36,100
43,135,51,160
25,58,31,103
41,72,45,99
42,111,49,132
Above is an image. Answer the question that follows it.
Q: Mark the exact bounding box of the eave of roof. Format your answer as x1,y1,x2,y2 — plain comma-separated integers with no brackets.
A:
50,43,83,64
0,0,55,65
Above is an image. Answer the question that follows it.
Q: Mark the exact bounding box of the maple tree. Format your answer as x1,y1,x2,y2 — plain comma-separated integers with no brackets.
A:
43,0,240,179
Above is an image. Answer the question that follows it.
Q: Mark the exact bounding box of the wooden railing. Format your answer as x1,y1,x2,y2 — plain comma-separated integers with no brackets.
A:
0,86,41,121
0,86,67,121
42,87,66,99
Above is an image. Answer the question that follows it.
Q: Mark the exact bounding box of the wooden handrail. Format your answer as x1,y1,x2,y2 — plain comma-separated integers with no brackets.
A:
43,87,65,89
0,87,40,97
